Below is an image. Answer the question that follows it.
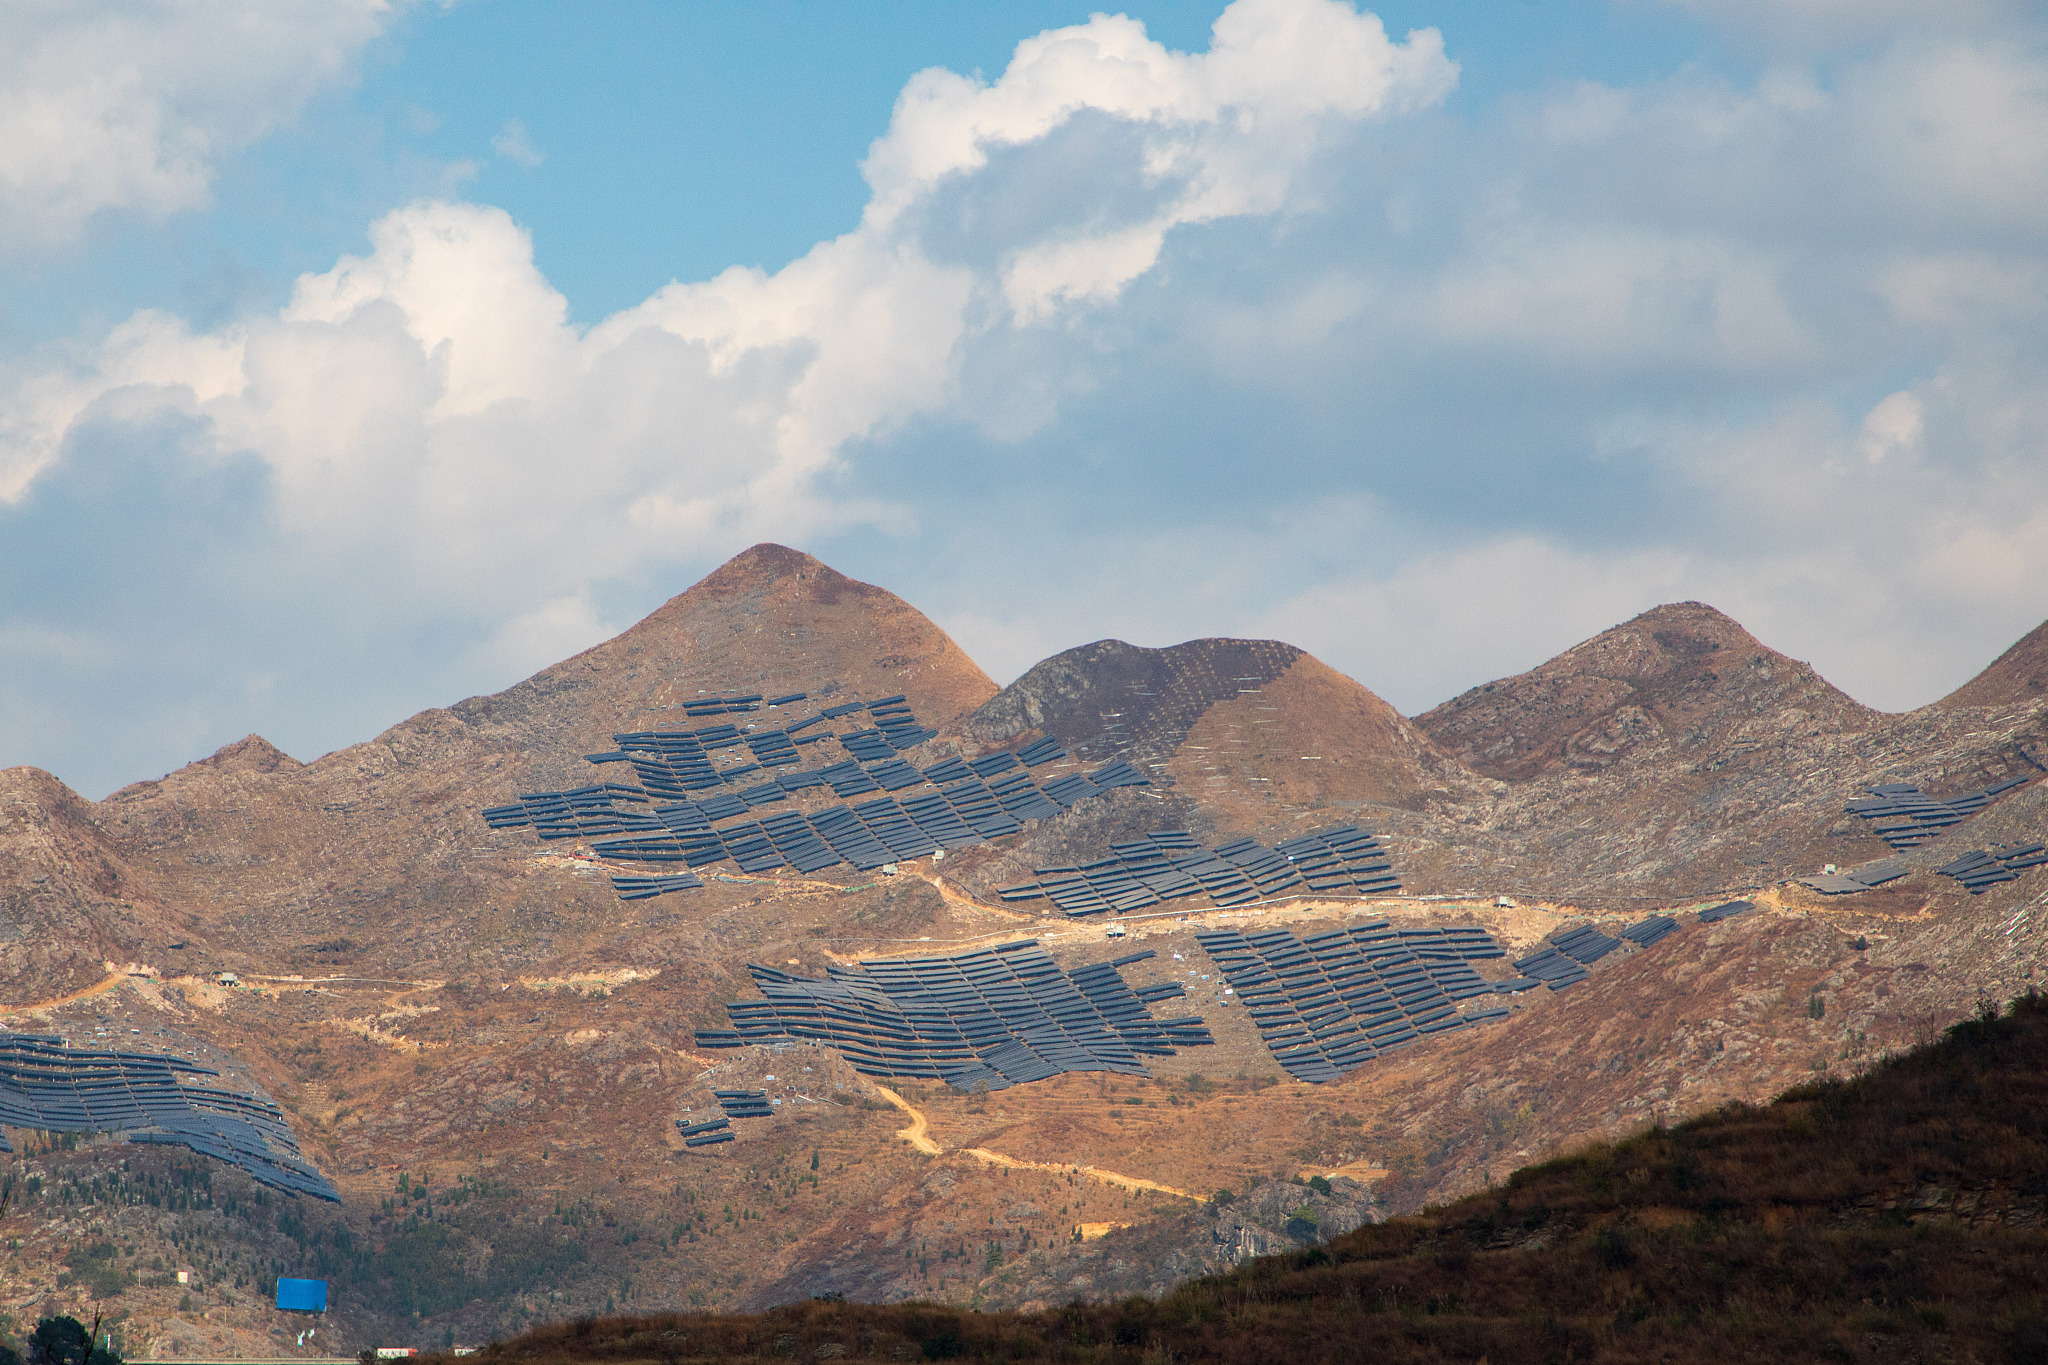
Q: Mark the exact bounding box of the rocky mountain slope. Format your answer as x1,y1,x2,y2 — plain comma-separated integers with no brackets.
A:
1942,618,2048,708
0,549,2043,1357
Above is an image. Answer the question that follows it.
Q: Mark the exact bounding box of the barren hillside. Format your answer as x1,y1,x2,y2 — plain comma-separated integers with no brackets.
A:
0,559,2043,1357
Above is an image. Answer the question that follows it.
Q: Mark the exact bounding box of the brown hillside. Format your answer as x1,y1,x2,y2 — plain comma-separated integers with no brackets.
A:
1414,601,1879,781
1941,617,2048,708
427,993,2048,1365
959,638,1471,833
4,561,2048,1358
71,543,998,988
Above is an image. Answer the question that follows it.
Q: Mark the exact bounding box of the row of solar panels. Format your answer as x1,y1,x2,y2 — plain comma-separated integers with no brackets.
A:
716,1088,774,1119
1937,842,2048,893
1195,923,1510,1084
1797,857,1911,894
1696,899,1752,923
483,696,963,829
693,941,1211,1090
995,825,1399,917
0,1035,337,1200
594,762,1150,895
677,1115,734,1148
677,692,809,718
1844,776,2032,850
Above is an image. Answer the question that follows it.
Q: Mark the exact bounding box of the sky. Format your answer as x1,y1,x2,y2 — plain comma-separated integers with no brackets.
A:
3,0,2046,799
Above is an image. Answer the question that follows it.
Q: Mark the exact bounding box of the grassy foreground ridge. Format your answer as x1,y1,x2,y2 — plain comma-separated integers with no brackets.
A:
439,993,2048,1362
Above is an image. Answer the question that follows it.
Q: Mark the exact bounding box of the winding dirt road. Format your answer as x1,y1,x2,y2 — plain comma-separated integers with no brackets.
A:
869,1085,1201,1200
872,1085,942,1154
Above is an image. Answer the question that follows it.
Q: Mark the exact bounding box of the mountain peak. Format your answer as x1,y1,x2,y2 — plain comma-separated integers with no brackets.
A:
1415,602,1874,780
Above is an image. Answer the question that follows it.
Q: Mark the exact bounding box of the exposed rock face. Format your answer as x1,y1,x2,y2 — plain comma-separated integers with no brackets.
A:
1941,618,2048,709
1414,602,1880,781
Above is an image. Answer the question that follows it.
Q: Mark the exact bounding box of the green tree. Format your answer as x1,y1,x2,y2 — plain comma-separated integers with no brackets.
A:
28,1317,119,1365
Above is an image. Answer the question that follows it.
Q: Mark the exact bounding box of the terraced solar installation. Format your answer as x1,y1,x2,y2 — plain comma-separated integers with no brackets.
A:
0,1034,337,1200
996,825,1399,917
1697,899,1752,924
1193,923,1508,1083
484,690,1149,901
1937,842,2047,894
693,941,1213,1091
1843,776,2032,851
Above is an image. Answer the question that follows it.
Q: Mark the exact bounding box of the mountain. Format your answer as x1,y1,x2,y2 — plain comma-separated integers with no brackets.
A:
1407,602,2047,903
1,556,2046,1358
1413,601,1879,781
1941,617,2048,709
445,993,2048,1365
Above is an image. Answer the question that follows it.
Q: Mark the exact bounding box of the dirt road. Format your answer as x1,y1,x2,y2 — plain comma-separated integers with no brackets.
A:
961,1146,1201,1201
872,1085,942,1154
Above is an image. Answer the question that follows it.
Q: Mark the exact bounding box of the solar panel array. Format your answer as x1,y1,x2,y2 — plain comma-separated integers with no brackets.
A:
483,690,1152,901
1616,914,1678,950
1192,923,1508,1084
675,1116,734,1148
996,825,1399,917
1937,842,2047,894
1697,899,1752,923
693,940,1212,1091
1844,776,2032,851
715,1088,774,1119
1511,922,1626,990
0,1034,337,1200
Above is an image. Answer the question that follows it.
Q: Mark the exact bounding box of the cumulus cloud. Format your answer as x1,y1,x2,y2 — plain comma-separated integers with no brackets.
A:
0,1,403,248
0,0,1456,795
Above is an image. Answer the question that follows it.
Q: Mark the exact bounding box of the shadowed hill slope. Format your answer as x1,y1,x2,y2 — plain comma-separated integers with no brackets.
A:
1942,617,2048,709
959,636,1471,813
1414,601,1879,781
428,991,2048,1365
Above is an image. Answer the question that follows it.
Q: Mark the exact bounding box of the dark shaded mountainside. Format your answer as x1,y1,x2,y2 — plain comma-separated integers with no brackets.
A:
0,546,2045,1357
391,993,2048,1364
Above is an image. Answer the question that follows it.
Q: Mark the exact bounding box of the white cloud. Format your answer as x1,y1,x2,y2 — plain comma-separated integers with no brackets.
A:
0,0,1456,795
0,1,405,248
492,118,544,168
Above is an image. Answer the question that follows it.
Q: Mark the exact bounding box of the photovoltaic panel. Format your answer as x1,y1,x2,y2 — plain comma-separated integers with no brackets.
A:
694,941,1210,1089
0,1035,336,1199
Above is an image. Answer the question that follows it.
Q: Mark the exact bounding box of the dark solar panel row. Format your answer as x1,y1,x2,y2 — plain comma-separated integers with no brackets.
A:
1937,841,2047,893
0,1035,336,1200
1616,915,1678,949
1697,899,1752,923
610,872,705,900
1844,776,2033,851
675,1117,730,1137
716,1088,775,1119
1193,922,1507,1083
1007,825,1402,918
692,941,1211,1090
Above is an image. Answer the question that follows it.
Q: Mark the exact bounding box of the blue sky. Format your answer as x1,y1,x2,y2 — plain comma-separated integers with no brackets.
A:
3,0,2046,797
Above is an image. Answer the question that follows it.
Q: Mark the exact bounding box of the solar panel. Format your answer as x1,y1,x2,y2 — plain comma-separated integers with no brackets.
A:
695,942,1210,1088
0,1036,337,1200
